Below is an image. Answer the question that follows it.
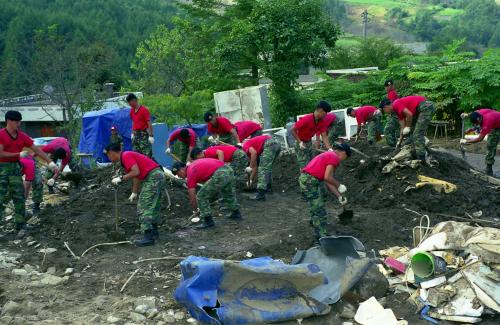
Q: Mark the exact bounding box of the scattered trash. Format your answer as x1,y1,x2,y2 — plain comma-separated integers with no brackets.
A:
410,252,447,278
415,175,457,193
354,297,404,325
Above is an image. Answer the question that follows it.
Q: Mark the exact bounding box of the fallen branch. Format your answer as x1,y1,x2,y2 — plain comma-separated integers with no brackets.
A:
132,256,185,265
435,213,499,226
81,241,133,257
470,169,500,186
64,241,79,260
120,268,140,293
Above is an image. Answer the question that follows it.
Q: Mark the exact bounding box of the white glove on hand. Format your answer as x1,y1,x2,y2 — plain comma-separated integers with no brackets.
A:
47,178,55,187
338,196,348,206
131,133,135,140
299,141,306,150
128,192,138,202
19,151,29,158
460,113,468,119
460,139,467,145
237,142,242,147
148,136,155,144
165,148,171,154
338,184,347,194
186,161,191,166
373,109,382,116
111,176,122,185
48,161,58,172
402,127,411,136
208,136,215,143
328,148,334,152
245,166,252,174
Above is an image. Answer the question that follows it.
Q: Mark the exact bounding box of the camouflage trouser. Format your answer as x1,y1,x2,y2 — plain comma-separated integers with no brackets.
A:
0,162,26,224
295,140,313,169
231,149,249,186
257,138,281,190
486,128,499,165
384,113,400,147
367,115,382,144
31,165,43,204
198,165,239,218
410,101,435,158
219,133,237,145
138,168,165,232
176,139,201,163
299,173,327,238
132,130,153,158
327,120,344,144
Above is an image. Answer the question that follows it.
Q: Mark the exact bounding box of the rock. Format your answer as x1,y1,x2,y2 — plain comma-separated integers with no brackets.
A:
23,264,36,273
11,268,28,276
27,241,37,247
134,304,149,315
339,302,356,319
0,316,13,324
146,308,158,319
174,311,185,320
187,318,197,323
30,274,69,287
1,301,21,316
129,312,146,323
349,264,389,300
106,315,120,323
157,322,166,325
133,296,156,310
88,314,101,324
46,267,56,275
38,248,57,254
163,315,176,323
64,268,74,275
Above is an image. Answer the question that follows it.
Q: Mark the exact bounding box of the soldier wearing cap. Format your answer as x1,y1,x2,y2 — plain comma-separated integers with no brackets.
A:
109,126,123,150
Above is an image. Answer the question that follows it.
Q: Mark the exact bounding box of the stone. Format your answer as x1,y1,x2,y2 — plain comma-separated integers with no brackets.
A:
46,267,56,275
38,248,57,254
146,308,158,319
64,268,74,275
30,274,69,287
106,315,120,323
88,314,101,324
187,318,197,323
134,304,149,315
339,302,356,319
163,315,176,323
0,316,13,324
133,296,156,310
1,301,21,316
129,312,146,323
349,264,389,300
174,311,185,320
157,322,166,325
11,269,28,276
23,264,36,273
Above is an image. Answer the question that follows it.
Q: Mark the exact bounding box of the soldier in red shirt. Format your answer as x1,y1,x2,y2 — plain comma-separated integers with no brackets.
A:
166,128,198,163
0,111,56,238
347,106,382,145
234,121,263,141
204,112,240,145
383,79,400,147
384,79,399,102
127,93,154,158
461,109,500,175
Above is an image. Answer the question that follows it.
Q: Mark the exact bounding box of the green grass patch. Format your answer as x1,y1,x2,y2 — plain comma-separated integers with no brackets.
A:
336,37,362,47
434,8,464,16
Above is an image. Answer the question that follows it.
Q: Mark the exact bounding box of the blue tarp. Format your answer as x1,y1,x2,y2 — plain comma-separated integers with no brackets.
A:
174,256,330,325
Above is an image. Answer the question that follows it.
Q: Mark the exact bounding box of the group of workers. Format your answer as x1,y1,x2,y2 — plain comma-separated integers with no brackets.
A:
1,84,498,244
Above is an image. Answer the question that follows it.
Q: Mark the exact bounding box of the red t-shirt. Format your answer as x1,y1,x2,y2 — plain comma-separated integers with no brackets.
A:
204,145,238,162
186,158,225,189
235,121,262,140
0,128,34,163
477,109,500,136
354,106,378,125
168,128,197,147
392,96,426,120
243,135,271,157
293,114,324,142
387,89,399,102
207,117,234,135
41,137,71,166
302,151,340,181
20,157,35,181
130,105,151,131
121,151,159,180
317,113,337,135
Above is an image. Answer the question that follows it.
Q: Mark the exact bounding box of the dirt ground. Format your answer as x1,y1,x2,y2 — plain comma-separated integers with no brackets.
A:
0,141,499,324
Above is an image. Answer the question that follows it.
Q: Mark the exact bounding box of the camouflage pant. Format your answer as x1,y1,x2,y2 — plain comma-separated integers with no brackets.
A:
132,130,153,158
219,133,237,145
0,162,26,224
138,168,165,232
409,101,435,158
486,128,499,165
198,165,239,218
231,149,249,185
367,115,382,144
295,140,313,169
257,138,281,190
31,165,43,204
327,120,344,144
384,113,400,147
299,173,327,238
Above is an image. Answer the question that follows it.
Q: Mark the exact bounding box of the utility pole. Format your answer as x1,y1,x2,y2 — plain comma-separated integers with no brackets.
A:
361,9,368,40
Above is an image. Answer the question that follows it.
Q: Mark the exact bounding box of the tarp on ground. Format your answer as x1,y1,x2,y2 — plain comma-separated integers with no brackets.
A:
292,236,373,304
174,256,330,325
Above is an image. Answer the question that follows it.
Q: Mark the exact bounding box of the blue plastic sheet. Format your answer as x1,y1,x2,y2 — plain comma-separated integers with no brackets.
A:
174,256,330,325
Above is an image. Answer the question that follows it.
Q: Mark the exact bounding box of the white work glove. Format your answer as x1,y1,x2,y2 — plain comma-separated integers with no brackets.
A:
460,113,468,119
128,192,138,202
48,161,58,172
131,132,135,140
165,147,171,154
338,184,347,194
245,166,252,174
402,127,411,136
47,178,55,187
237,142,243,147
208,136,215,143
373,110,382,116
148,136,155,144
460,139,467,145
111,176,122,185
338,196,348,206
328,148,334,152
19,151,29,158
299,141,306,150
186,161,191,166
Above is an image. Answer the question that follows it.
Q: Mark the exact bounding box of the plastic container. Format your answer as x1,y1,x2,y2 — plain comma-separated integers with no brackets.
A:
411,252,447,278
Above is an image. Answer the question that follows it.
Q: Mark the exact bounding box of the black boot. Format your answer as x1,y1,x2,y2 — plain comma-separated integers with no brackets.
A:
151,224,159,239
228,210,242,220
250,189,266,201
48,186,55,194
133,229,155,247
33,203,41,215
195,216,215,229
265,183,273,193
486,164,493,176
15,223,34,239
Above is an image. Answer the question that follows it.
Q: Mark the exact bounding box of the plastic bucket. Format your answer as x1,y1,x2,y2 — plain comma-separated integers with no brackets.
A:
411,252,447,278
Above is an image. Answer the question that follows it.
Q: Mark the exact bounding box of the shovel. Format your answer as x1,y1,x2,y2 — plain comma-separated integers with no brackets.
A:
109,186,126,241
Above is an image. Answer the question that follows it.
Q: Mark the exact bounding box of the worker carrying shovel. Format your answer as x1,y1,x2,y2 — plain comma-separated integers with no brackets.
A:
380,96,435,162
166,128,199,163
347,106,382,145
461,109,500,176
104,143,166,247
204,112,241,146
299,143,351,244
